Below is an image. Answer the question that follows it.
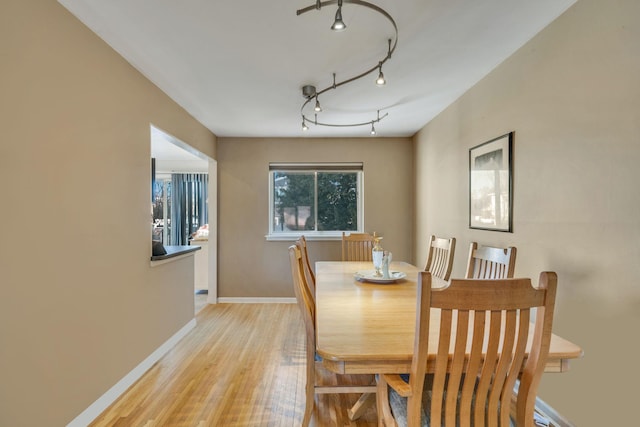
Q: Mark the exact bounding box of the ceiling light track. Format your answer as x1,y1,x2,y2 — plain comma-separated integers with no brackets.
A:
297,0,398,135
302,110,388,129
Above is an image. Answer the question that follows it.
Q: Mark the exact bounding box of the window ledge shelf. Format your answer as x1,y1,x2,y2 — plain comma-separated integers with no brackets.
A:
150,245,201,266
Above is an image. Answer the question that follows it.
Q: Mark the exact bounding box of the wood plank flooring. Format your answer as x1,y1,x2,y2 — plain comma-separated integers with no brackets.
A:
90,303,378,426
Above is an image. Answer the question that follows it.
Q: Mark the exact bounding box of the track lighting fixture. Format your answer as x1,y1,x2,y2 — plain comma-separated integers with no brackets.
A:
296,1,398,135
376,65,386,86
331,0,346,31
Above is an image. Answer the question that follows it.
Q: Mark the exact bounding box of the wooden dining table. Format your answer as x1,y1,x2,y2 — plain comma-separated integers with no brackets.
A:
315,261,583,376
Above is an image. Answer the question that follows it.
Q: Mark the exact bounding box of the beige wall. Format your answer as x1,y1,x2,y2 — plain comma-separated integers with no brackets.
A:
4,0,637,424
0,1,216,425
413,0,639,424
217,137,414,298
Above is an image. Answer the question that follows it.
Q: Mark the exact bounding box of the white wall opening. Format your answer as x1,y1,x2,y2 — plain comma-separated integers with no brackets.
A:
151,125,218,304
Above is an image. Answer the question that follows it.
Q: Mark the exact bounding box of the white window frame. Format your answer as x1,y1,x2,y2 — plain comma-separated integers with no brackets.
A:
266,163,364,241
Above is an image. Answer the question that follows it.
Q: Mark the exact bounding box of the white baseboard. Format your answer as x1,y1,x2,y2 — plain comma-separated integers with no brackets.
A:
66,318,197,427
217,297,296,304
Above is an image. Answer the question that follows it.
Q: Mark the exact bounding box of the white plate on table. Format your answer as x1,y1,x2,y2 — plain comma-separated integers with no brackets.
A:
354,270,407,284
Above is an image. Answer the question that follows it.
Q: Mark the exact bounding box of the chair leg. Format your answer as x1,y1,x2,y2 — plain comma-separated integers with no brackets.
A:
376,375,396,427
348,392,376,420
302,384,314,427
302,356,315,427
302,390,315,427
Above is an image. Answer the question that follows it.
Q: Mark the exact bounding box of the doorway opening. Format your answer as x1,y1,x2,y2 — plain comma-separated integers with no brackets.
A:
151,125,217,312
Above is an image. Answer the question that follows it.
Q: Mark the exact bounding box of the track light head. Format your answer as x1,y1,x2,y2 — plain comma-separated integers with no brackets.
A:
376,67,386,86
370,123,376,135
302,120,309,131
331,3,346,31
314,97,322,112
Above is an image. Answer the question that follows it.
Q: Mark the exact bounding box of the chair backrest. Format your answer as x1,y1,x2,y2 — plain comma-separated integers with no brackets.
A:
406,271,557,427
423,235,456,281
341,232,375,261
296,235,316,300
342,232,374,261
466,242,517,279
288,245,316,352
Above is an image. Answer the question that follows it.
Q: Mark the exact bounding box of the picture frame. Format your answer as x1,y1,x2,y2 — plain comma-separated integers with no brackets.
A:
469,132,513,232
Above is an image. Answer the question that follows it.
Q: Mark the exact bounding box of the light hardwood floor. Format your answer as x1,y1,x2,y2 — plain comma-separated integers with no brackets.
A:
90,303,378,426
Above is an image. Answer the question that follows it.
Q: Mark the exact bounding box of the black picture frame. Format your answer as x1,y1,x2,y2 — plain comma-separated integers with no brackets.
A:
469,132,513,232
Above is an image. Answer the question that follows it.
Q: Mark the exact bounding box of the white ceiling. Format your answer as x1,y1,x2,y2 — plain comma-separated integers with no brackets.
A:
151,126,209,174
59,0,576,138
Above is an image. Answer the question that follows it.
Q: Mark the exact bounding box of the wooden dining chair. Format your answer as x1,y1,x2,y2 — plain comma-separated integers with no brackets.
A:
288,245,376,426
466,242,517,279
342,232,375,261
296,235,316,300
376,271,558,427
423,235,456,281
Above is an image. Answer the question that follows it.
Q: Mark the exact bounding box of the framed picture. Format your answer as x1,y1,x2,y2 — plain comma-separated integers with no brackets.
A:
469,132,513,232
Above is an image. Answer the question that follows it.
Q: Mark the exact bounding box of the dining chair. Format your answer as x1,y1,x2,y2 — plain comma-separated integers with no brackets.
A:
466,242,517,279
423,235,456,281
342,232,375,261
296,235,316,300
288,245,377,426
376,271,558,427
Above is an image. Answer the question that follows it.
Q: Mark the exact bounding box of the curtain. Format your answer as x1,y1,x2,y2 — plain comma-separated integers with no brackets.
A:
170,173,209,245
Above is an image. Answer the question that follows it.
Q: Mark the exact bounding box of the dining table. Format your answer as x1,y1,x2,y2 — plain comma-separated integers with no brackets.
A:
315,260,584,376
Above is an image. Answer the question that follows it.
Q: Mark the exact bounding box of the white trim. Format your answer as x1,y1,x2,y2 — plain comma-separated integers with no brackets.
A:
66,319,197,427
267,168,364,238
217,297,296,304
265,233,342,242
207,159,218,303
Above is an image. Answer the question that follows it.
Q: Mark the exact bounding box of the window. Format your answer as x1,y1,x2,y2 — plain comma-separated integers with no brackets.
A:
152,173,208,245
268,163,363,239
152,175,171,244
